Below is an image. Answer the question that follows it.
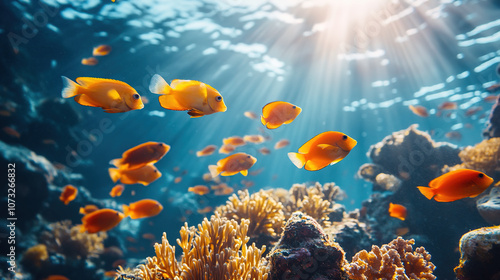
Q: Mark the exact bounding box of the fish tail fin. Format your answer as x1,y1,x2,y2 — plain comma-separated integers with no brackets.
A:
288,152,306,169
208,165,220,178
149,74,171,95
109,158,122,168
122,204,130,217
260,115,267,126
417,186,435,200
61,76,80,98
108,168,121,183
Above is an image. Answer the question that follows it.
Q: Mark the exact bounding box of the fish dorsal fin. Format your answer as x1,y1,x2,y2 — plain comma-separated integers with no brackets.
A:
171,80,199,91
261,101,280,119
76,77,127,87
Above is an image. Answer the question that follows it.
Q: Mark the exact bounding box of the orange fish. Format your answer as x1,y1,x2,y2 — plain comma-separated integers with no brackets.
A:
80,209,125,233
197,206,213,214
417,169,493,202
486,84,500,93
274,139,290,149
60,185,78,205
109,184,125,197
219,144,235,154
465,106,482,117
288,131,357,171
437,101,457,110
109,163,161,186
445,131,462,141
188,185,210,195
61,77,144,113
244,111,258,119
3,126,20,138
259,147,271,155
249,168,264,176
209,152,257,177
243,134,266,144
110,142,170,170
142,233,156,240
396,227,410,236
214,186,234,195
149,74,227,118
261,101,302,129
484,94,498,102
388,203,407,221
93,44,112,56
211,182,228,190
0,110,11,116
123,199,163,219
44,276,69,280
81,57,98,66
196,145,217,157
202,173,213,182
223,136,246,147
79,204,99,215
104,270,118,277
408,105,429,117
174,176,182,183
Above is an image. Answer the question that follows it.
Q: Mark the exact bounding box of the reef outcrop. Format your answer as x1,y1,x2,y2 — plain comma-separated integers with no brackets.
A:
268,212,349,280
476,185,500,225
454,225,500,280
483,94,500,139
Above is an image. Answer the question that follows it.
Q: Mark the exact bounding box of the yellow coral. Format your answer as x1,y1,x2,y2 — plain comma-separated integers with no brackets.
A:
137,214,269,280
21,244,48,268
215,189,284,238
282,182,341,227
345,237,436,280
39,220,106,259
445,138,500,176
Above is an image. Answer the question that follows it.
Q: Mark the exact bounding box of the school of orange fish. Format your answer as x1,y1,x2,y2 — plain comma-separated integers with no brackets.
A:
51,44,499,235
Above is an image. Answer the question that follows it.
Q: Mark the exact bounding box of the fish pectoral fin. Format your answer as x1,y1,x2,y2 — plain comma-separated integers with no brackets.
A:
240,170,248,176
317,144,336,150
188,109,205,118
74,94,101,107
107,89,122,100
417,186,435,200
158,95,190,111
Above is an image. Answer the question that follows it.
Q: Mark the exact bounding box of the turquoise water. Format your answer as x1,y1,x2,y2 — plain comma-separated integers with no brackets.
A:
1,0,500,279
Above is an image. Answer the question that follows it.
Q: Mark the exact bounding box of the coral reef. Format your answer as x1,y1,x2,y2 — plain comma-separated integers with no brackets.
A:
366,124,460,181
20,244,49,270
483,94,500,139
444,138,500,179
345,237,436,280
454,225,500,280
137,214,269,280
476,185,500,225
39,220,107,260
268,212,349,280
215,189,284,241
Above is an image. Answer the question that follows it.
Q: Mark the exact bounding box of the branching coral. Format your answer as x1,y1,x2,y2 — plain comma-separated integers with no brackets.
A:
137,214,269,280
39,220,106,260
281,182,345,227
345,237,436,280
215,189,284,239
444,138,500,177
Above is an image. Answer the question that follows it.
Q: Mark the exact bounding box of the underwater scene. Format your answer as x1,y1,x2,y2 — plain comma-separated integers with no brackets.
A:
1,0,500,279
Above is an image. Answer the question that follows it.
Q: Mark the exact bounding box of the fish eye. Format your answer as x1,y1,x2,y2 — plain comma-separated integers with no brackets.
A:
342,135,348,140
133,93,140,100
292,106,296,109
478,173,484,178
247,156,251,158
215,96,222,102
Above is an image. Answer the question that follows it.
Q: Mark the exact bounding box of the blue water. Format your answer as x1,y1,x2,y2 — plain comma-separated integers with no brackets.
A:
1,0,500,279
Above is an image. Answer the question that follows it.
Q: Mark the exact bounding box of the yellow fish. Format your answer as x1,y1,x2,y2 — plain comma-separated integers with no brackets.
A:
288,131,357,171
149,74,227,118
61,77,144,113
